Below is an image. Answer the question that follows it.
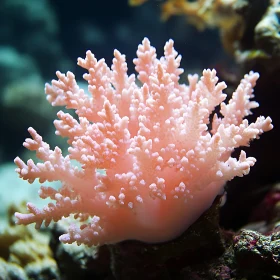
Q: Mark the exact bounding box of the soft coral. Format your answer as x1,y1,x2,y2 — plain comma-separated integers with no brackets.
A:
15,38,272,246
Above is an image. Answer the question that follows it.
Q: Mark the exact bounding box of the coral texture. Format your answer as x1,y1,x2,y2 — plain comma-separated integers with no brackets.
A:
14,38,272,246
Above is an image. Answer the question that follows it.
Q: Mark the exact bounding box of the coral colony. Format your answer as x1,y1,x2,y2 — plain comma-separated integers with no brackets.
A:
14,38,272,246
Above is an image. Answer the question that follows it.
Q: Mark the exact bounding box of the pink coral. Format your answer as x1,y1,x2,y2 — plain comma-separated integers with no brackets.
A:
14,38,272,246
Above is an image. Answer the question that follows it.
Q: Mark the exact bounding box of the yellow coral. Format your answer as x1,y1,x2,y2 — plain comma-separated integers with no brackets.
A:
0,205,59,278
130,0,245,53
129,0,149,6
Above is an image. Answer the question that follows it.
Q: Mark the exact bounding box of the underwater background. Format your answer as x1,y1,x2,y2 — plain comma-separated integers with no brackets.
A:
0,1,280,279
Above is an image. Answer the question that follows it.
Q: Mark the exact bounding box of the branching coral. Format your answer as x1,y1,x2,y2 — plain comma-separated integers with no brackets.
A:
14,38,272,246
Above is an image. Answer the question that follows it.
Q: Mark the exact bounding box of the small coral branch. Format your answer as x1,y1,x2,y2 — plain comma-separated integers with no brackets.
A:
14,38,272,246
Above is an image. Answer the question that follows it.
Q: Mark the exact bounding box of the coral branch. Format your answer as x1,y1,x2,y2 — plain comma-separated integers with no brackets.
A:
15,38,272,246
